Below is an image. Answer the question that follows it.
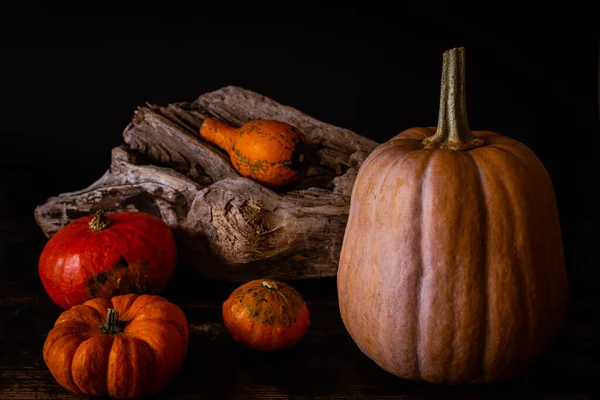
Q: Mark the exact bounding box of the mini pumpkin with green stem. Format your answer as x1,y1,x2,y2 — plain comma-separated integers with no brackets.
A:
43,294,189,398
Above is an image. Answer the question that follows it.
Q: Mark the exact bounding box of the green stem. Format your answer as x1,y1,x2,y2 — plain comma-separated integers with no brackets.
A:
100,308,123,335
422,47,485,151
88,209,112,232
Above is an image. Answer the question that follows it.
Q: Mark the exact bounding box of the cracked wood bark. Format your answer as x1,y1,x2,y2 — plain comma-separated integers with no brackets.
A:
34,86,379,282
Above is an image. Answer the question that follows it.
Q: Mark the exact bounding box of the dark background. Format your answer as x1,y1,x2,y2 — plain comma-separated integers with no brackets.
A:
1,5,598,289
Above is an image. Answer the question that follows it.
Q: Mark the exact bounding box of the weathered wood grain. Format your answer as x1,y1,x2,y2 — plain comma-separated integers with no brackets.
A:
33,86,379,282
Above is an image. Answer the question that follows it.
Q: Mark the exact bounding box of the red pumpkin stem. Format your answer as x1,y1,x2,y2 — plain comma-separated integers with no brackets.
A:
100,308,123,335
88,209,112,232
422,47,486,151
199,117,236,153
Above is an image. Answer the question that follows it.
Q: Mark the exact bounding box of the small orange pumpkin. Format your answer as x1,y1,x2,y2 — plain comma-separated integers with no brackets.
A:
222,279,310,351
43,294,189,399
199,118,310,187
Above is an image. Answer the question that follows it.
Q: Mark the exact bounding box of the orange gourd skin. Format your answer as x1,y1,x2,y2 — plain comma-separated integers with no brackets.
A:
38,211,177,309
337,48,568,385
200,118,310,187
222,279,310,351
43,294,189,399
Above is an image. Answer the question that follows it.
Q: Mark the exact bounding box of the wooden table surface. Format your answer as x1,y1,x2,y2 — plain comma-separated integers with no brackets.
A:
1,224,599,400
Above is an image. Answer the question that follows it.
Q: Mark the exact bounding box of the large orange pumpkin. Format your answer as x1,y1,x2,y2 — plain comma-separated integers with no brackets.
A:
43,294,189,398
337,47,568,384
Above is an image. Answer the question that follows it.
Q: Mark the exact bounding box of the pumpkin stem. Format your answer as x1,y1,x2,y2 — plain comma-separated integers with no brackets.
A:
199,117,237,153
100,308,123,335
262,280,280,290
88,209,112,232
422,47,486,151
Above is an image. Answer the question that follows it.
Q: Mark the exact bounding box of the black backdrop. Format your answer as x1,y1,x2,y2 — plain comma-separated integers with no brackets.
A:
1,6,598,292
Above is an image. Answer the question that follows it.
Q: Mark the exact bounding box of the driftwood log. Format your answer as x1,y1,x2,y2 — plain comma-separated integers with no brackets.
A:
34,86,379,282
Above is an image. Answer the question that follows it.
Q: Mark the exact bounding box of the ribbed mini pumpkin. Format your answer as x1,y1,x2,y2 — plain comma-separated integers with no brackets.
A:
43,294,189,399
337,47,568,384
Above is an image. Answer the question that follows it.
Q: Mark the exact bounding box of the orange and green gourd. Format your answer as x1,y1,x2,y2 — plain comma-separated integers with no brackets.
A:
222,279,310,351
199,118,310,187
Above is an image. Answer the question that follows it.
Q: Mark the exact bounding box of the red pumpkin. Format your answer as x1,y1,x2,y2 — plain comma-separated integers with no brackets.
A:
43,294,189,398
39,210,177,309
222,279,310,351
